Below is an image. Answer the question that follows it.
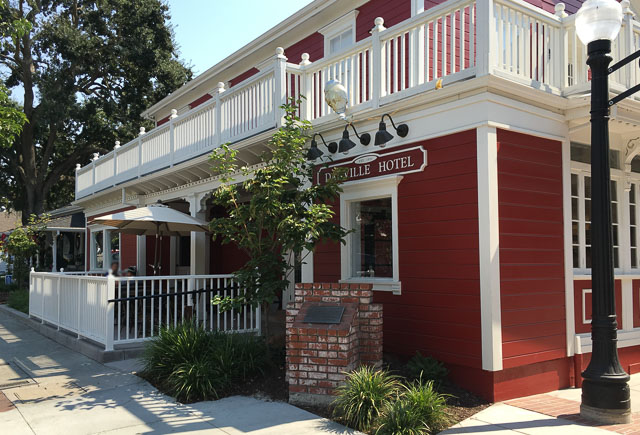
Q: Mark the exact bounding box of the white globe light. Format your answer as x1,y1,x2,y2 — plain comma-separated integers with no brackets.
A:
324,80,348,119
575,0,623,45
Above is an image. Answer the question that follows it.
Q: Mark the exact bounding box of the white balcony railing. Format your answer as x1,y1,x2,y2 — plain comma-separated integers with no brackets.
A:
76,0,640,200
29,271,261,350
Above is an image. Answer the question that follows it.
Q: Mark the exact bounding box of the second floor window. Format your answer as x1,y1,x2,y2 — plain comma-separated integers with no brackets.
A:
329,29,353,55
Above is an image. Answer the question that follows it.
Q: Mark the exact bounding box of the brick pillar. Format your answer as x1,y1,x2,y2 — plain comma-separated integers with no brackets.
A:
286,283,383,406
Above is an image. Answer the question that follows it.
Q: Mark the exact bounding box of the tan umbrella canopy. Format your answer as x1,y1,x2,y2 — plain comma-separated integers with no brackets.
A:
90,203,209,274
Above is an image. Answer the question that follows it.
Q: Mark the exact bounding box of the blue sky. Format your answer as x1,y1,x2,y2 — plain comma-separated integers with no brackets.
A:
166,0,315,76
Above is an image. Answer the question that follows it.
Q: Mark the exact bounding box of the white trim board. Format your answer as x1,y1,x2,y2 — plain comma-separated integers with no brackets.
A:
477,126,503,372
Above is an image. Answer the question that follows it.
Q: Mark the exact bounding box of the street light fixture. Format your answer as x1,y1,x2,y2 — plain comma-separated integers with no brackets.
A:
575,0,630,424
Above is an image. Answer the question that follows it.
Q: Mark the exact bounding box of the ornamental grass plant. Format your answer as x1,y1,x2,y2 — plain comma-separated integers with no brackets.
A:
142,322,268,402
332,366,402,432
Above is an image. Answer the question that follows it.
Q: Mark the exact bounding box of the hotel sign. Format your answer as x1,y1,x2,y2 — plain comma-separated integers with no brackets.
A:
316,145,427,185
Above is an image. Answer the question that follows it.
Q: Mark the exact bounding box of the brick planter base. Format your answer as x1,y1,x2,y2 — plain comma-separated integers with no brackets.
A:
286,283,383,406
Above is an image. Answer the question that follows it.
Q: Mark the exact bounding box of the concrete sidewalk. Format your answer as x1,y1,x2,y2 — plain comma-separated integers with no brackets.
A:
442,375,640,435
0,307,356,434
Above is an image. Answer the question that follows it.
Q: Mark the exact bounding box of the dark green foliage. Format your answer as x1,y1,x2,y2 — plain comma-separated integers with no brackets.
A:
209,101,349,330
376,380,449,434
332,366,401,432
0,0,192,219
142,322,268,402
7,289,28,313
406,352,449,382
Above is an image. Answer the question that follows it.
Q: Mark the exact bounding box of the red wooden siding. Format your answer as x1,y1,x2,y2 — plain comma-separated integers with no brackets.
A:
356,0,412,41
574,279,623,333
188,93,212,109
210,239,249,274
314,129,482,369
157,115,170,126
286,32,324,64
496,130,566,369
313,199,341,283
229,68,260,88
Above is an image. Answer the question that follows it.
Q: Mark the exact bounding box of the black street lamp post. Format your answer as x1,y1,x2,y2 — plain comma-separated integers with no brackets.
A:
580,38,631,424
575,0,640,423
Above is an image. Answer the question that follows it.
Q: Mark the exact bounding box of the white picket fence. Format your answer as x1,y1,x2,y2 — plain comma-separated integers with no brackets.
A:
76,0,640,199
29,271,261,350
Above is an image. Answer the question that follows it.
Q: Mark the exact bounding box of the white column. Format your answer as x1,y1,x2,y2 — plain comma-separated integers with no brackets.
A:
476,126,503,371
136,235,146,276
301,248,314,283
103,229,111,272
189,194,209,276
52,231,58,272
210,82,225,142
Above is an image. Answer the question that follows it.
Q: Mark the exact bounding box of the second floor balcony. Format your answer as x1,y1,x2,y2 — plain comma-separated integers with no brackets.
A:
75,0,640,200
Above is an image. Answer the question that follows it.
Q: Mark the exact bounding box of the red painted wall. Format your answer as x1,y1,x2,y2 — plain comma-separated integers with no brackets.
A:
356,0,412,41
314,130,482,369
496,130,566,370
229,68,260,88
286,32,324,64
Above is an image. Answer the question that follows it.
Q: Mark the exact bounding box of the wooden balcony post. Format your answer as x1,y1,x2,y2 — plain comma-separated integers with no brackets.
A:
371,17,386,108
113,141,120,186
475,0,495,76
106,272,115,351
556,4,569,90
75,164,81,200
299,53,312,121
137,127,145,178
91,153,98,195
169,109,177,168
211,82,225,143
410,19,425,88
274,47,288,127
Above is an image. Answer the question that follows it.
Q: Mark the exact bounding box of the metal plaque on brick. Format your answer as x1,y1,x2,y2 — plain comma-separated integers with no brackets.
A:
303,305,345,324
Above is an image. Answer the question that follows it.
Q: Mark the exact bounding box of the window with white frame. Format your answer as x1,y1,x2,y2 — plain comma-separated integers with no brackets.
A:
571,143,621,271
340,176,401,293
320,11,358,57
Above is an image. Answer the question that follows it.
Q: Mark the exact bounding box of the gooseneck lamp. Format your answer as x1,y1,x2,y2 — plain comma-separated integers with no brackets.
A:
307,133,337,160
338,124,371,155
374,114,409,147
575,0,629,424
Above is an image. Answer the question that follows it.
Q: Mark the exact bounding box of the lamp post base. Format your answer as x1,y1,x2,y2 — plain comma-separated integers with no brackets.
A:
580,404,631,425
581,378,631,424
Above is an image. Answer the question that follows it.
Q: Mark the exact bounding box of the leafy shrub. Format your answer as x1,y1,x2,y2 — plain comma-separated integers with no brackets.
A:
142,322,268,402
406,352,448,382
0,281,19,292
376,380,449,435
8,290,28,314
333,366,401,432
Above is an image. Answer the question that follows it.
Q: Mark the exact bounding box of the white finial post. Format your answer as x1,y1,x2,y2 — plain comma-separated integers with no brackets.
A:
554,3,567,18
92,153,99,161
139,127,146,136
373,17,386,32
170,109,178,119
622,0,633,15
76,164,81,170
274,47,288,127
300,53,311,66
114,140,120,149
275,46,286,59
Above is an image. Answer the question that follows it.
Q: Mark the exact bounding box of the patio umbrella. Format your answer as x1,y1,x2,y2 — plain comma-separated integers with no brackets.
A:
90,203,209,275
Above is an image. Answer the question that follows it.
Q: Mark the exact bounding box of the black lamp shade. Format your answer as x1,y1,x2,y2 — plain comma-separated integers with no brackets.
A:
307,141,324,160
374,121,394,146
338,129,357,154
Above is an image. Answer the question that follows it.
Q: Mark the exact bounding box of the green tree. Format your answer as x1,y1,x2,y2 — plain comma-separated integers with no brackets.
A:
0,16,29,152
0,213,49,288
209,101,349,336
0,0,192,221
